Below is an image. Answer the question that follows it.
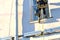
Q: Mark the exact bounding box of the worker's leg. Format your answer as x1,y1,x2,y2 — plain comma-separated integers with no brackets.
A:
38,8,41,23
35,8,41,23
35,8,41,17
43,8,46,15
43,8,47,18
38,8,41,17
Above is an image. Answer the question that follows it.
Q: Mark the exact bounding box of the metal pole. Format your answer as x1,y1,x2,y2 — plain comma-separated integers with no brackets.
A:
15,0,18,40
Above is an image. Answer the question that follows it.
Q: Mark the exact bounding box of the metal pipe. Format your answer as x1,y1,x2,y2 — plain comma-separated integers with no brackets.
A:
15,0,18,40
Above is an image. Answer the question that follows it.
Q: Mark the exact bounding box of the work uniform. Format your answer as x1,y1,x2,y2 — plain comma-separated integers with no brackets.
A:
35,0,47,17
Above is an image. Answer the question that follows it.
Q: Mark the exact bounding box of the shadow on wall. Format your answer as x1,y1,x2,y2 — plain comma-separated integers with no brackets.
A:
22,0,35,40
50,2,60,6
44,8,60,23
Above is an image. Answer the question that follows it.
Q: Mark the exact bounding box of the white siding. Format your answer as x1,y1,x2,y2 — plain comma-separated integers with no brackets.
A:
0,0,23,38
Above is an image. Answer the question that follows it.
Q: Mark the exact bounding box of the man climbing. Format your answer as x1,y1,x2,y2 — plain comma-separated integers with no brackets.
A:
35,0,47,23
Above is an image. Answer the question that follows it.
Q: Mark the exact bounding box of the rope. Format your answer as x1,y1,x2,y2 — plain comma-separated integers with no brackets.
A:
42,22,44,40
8,0,14,36
41,8,44,40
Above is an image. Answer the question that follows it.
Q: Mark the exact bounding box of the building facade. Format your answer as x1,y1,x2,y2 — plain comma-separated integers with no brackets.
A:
0,0,60,40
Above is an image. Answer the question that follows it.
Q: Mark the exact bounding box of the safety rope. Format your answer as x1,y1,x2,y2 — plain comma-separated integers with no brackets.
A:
41,8,45,40
42,21,44,40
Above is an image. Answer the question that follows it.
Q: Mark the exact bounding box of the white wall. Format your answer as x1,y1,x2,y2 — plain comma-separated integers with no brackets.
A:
18,0,23,36
0,0,23,38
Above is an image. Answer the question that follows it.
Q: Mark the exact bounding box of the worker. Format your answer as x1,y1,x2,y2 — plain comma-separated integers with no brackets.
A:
35,0,47,18
35,0,47,23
